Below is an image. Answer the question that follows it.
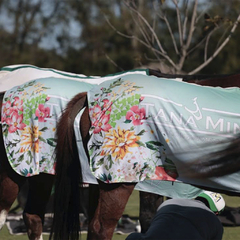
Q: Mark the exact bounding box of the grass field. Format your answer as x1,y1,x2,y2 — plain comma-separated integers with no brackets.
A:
0,190,240,240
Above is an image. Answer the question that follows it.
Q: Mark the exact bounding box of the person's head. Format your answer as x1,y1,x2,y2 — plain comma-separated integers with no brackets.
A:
195,190,225,215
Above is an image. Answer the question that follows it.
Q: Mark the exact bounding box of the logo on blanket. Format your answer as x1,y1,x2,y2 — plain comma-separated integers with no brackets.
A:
142,95,240,135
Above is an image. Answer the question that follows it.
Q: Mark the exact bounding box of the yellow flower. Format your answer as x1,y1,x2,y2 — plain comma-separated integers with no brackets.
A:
34,83,43,88
21,92,28,99
20,126,42,153
102,126,140,160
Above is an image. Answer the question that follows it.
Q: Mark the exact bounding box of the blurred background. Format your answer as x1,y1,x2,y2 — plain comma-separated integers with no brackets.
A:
0,0,240,76
1,0,240,239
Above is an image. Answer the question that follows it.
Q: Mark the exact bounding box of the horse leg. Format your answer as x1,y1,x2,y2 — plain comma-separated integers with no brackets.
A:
87,182,136,240
0,130,26,230
0,171,24,229
139,192,164,233
23,173,55,240
87,184,99,224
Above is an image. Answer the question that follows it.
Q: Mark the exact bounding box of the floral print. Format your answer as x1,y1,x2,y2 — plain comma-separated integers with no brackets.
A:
126,105,146,125
88,77,178,183
35,104,50,122
1,79,69,177
101,126,141,160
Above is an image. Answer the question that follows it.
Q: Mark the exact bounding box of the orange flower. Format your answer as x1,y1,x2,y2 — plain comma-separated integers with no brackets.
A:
102,126,140,160
20,126,41,153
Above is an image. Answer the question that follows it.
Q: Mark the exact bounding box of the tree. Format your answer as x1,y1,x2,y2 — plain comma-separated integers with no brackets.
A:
0,0,70,69
102,0,240,74
0,0,239,75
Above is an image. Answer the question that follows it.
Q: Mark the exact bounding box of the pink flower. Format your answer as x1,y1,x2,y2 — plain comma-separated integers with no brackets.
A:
93,114,112,133
1,100,12,122
152,166,177,181
126,105,146,125
35,104,50,122
89,104,102,123
103,99,112,111
12,97,23,112
6,112,26,133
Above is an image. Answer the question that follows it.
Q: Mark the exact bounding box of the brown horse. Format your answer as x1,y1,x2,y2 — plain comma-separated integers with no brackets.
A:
1,67,240,239
0,64,92,240
0,91,55,240
0,65,146,239
51,72,240,240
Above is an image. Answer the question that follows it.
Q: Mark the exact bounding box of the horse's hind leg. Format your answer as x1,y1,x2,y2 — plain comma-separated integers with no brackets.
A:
0,171,23,229
23,173,55,240
87,182,136,240
0,132,25,229
139,191,164,233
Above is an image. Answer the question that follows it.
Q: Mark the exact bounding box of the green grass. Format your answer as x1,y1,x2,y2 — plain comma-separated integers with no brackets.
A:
0,191,240,240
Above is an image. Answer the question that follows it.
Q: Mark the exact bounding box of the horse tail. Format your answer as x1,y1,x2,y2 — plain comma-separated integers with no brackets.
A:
50,92,88,240
188,134,240,178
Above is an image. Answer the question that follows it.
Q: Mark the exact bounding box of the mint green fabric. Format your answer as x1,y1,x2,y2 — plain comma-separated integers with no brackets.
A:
1,68,149,177
87,74,240,193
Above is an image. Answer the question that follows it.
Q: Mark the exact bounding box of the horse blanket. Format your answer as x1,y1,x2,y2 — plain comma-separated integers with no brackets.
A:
0,67,149,177
1,77,93,176
1,66,205,198
87,74,240,193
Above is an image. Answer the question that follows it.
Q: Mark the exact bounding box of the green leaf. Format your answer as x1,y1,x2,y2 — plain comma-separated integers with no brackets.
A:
20,169,29,176
108,155,114,169
133,162,138,169
92,167,99,172
146,141,163,150
124,119,132,124
135,94,141,100
47,138,57,147
9,150,14,157
122,98,126,105
39,127,48,132
99,173,108,181
136,140,145,147
107,173,112,181
96,157,104,166
39,136,47,143
26,160,31,165
116,113,121,119
122,110,127,116
137,130,146,136
17,154,24,162
17,88,24,92
27,151,33,163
